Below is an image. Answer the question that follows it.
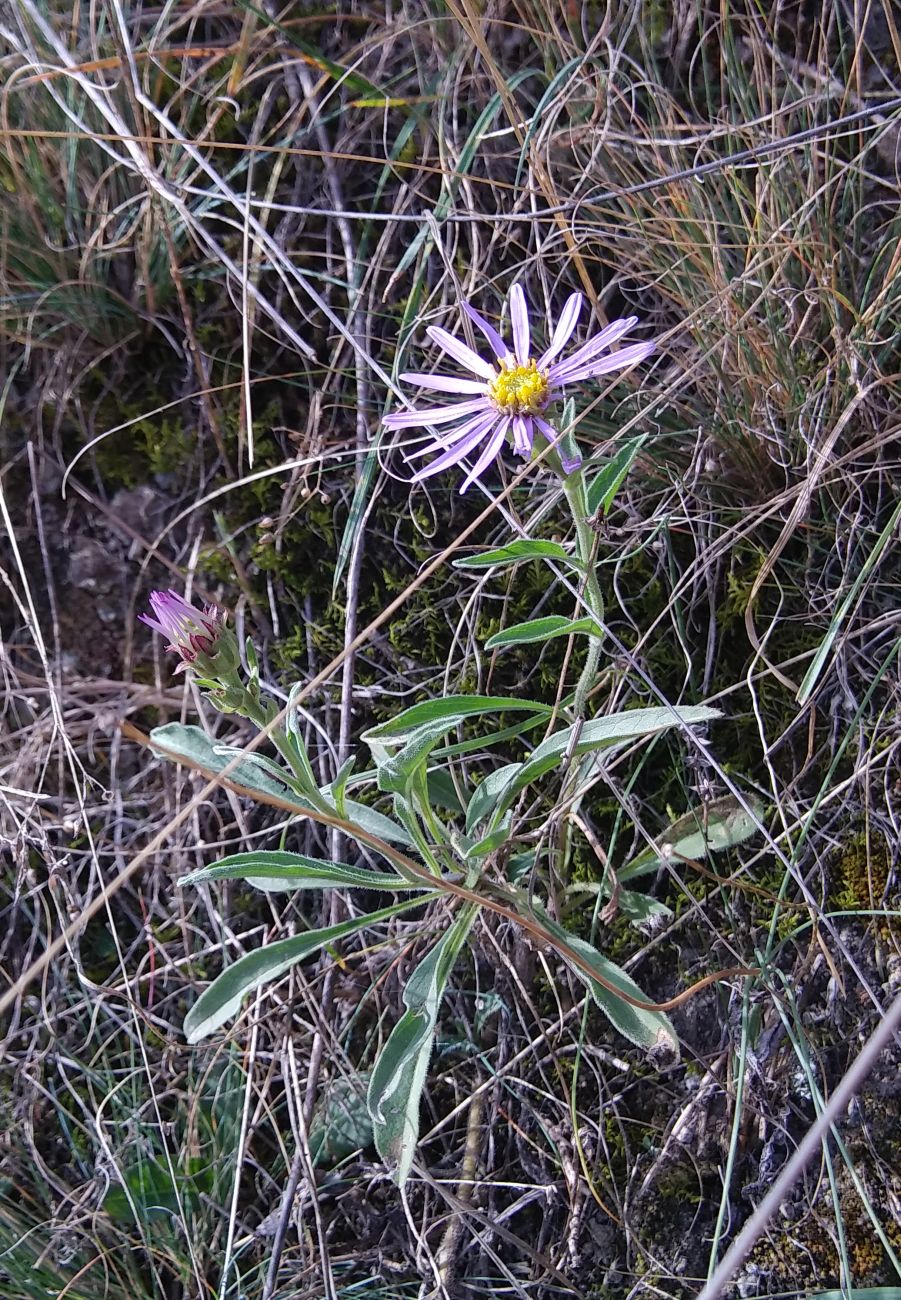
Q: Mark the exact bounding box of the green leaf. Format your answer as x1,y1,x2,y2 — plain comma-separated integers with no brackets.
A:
585,435,647,516
426,768,466,813
183,897,426,1043
485,615,602,649
368,906,478,1185
309,1074,373,1167
150,722,412,848
617,890,672,923
492,705,722,821
363,694,552,742
452,539,577,570
150,723,294,801
392,66,537,277
235,0,388,101
339,798,415,848
797,496,901,705
466,762,524,833
102,1157,212,1224
568,882,673,924
375,719,459,796
464,815,512,862
618,794,763,883
529,704,720,768
326,754,356,818
178,851,432,894
541,913,679,1056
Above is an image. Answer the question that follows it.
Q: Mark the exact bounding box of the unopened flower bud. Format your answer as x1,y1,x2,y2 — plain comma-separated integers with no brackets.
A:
140,589,236,675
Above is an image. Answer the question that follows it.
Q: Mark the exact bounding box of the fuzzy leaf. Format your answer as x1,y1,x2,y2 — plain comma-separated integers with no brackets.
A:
150,722,412,847
485,615,602,649
368,906,477,1185
363,695,552,742
492,705,722,822
184,897,426,1043
309,1074,373,1167
618,795,763,883
452,539,577,570
541,913,679,1056
585,435,647,516
179,851,430,894
465,762,524,834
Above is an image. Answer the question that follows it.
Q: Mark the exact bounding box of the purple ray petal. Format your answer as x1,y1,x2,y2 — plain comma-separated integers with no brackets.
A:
512,414,532,456
534,416,582,472
462,301,512,362
404,409,498,461
460,418,511,493
425,325,496,379
399,372,488,394
546,316,638,382
383,397,489,429
411,413,500,481
537,292,583,368
509,284,531,364
554,340,656,383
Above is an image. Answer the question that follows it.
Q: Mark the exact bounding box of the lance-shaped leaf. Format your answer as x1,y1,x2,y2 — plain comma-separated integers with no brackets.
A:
184,897,427,1044
363,695,553,743
179,850,433,894
368,905,478,1186
149,722,412,847
540,912,679,1057
151,723,294,801
374,718,459,796
485,615,602,650
585,435,648,517
618,794,763,883
465,762,523,834
491,705,722,823
452,539,579,571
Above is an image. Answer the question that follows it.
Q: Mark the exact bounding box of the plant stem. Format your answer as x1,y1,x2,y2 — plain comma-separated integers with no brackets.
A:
561,469,604,718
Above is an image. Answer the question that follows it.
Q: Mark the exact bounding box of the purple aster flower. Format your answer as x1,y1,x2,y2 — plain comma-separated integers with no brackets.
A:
383,285,656,493
140,589,225,671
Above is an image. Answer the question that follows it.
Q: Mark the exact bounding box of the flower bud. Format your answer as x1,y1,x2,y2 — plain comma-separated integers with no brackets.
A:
140,589,237,675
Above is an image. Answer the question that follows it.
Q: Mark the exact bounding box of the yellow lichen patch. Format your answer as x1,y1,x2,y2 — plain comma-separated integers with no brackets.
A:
487,360,550,413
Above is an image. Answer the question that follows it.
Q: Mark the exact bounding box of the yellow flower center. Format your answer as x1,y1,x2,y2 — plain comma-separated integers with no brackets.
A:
488,360,550,414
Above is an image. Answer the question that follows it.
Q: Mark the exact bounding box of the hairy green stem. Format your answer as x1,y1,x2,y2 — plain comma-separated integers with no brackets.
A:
561,470,604,718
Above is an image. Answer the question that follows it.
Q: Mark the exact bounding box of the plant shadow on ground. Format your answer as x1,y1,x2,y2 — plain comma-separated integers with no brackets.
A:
2,1,901,1297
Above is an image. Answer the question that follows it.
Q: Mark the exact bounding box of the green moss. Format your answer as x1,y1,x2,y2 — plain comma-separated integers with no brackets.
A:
830,829,892,912
747,1164,895,1289
92,411,195,490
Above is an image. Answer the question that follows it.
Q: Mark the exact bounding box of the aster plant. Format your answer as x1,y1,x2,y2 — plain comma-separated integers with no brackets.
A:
139,285,755,1192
